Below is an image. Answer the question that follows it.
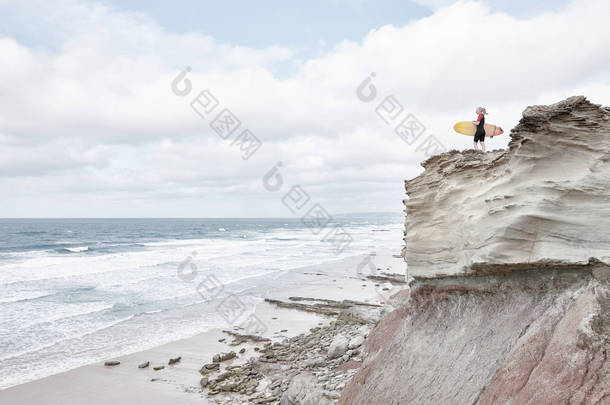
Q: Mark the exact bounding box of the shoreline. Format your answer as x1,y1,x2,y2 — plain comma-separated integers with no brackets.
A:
0,250,406,404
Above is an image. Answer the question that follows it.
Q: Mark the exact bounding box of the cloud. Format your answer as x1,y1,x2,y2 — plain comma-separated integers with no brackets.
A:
409,0,456,10
0,0,609,217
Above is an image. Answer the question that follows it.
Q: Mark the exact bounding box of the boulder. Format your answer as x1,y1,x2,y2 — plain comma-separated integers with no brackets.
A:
199,363,220,374
280,372,334,405
212,351,236,363
303,356,326,368
327,335,348,359
348,335,364,349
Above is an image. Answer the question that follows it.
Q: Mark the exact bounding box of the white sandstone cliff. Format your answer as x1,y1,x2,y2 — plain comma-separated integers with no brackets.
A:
404,96,610,278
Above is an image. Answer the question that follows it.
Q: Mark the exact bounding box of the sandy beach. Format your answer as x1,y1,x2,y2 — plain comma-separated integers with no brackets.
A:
1,250,406,404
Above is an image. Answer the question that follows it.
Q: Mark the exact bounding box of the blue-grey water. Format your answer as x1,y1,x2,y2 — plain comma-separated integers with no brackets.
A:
0,215,402,388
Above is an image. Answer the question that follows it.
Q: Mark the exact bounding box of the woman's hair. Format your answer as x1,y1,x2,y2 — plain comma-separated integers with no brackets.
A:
476,106,488,115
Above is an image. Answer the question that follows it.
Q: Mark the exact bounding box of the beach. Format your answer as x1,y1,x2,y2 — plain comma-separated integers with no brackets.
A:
1,249,406,404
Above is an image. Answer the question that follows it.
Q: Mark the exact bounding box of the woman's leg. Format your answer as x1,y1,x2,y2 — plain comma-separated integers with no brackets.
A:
481,141,486,152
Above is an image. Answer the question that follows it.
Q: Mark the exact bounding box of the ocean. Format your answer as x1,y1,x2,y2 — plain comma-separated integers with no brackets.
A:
0,215,403,389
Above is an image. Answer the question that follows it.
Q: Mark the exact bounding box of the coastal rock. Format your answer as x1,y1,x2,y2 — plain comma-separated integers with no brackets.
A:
223,330,270,346
201,297,387,404
280,372,333,405
404,96,610,278
104,360,120,367
206,318,370,404
264,297,380,318
347,336,364,350
138,361,149,369
327,335,348,359
200,363,220,373
168,356,181,365
213,351,237,363
303,356,326,368
365,274,406,285
357,325,370,337
204,361,262,396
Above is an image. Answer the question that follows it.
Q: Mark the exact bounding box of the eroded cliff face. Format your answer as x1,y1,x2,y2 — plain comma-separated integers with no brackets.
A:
340,97,610,405
404,96,610,279
340,267,609,405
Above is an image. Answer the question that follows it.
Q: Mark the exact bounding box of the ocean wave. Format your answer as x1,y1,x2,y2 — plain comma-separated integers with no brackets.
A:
14,231,47,236
63,246,89,253
2,301,114,330
0,300,205,365
0,291,52,304
0,313,137,363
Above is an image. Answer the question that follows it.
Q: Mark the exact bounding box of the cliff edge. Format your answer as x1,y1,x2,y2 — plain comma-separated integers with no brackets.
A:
340,97,610,405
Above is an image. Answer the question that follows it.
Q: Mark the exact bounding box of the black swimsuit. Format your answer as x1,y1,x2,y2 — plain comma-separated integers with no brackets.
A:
474,115,486,142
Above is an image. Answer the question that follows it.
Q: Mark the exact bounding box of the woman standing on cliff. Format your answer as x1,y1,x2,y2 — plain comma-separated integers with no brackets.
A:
473,106,488,152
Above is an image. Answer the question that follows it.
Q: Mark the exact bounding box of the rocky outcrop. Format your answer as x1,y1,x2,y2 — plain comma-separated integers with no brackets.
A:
202,302,377,404
404,96,610,279
341,97,610,404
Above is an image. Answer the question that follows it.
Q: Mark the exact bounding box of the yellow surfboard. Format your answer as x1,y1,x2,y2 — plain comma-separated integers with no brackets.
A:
453,121,504,137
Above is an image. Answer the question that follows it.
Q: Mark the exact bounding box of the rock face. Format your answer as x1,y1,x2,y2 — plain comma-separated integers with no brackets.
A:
404,96,610,279
340,97,610,405
340,266,609,404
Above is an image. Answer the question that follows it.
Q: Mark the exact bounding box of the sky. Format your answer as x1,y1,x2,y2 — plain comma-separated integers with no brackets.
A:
0,0,609,217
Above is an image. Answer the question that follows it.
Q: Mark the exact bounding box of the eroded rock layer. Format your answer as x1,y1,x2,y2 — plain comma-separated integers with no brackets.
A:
339,265,609,405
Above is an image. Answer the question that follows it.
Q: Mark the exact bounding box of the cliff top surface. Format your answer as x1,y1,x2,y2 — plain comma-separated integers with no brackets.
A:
418,96,609,170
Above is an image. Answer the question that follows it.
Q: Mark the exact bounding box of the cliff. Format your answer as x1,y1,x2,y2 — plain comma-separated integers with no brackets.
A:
404,96,610,279
340,97,610,405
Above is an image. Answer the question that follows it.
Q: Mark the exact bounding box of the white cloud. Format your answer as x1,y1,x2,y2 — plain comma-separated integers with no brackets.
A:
0,0,609,217
410,0,457,10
